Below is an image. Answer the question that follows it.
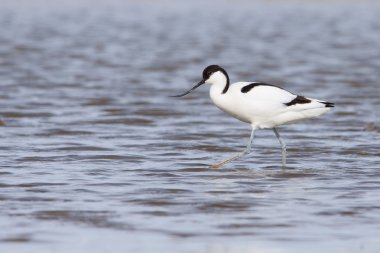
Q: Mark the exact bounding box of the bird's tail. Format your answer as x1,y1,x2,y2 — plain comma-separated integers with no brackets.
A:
273,98,334,126
319,101,335,108
293,98,334,118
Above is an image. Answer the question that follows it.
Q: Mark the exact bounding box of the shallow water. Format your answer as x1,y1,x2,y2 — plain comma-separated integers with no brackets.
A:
1,0,380,252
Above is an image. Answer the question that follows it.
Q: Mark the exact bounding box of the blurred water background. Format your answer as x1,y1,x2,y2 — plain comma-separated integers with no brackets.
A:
0,0,380,252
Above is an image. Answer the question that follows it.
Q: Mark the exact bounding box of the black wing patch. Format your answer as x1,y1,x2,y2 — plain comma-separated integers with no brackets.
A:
285,96,311,106
241,82,278,93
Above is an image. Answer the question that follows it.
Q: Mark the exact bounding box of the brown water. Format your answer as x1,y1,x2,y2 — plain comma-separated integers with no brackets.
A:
1,1,380,252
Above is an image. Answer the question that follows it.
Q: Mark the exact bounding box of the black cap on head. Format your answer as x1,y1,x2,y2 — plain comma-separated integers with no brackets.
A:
202,65,225,80
202,65,229,94
170,64,229,97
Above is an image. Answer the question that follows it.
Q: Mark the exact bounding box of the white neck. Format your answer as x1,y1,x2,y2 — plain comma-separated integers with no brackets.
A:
209,72,230,110
206,71,228,92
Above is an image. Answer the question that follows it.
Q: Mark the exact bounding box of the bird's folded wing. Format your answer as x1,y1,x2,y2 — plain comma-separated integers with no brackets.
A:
234,82,297,105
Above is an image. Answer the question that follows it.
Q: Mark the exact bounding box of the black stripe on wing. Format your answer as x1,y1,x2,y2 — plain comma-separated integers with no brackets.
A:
320,101,335,107
241,82,283,93
284,96,311,106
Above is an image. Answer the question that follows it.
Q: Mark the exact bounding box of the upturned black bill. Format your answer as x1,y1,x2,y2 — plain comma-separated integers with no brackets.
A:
170,80,205,97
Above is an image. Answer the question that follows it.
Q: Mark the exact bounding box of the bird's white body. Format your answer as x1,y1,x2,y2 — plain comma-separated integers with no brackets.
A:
172,65,334,168
208,71,331,129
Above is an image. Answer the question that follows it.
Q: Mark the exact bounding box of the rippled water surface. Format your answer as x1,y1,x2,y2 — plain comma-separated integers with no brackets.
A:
1,1,380,252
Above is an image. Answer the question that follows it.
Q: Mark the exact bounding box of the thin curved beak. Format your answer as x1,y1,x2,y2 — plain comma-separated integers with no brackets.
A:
170,79,205,97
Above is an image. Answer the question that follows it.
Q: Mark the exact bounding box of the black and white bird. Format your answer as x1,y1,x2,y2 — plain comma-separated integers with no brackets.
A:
172,65,334,169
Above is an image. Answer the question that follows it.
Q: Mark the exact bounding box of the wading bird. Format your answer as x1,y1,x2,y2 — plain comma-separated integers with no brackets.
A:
171,65,334,169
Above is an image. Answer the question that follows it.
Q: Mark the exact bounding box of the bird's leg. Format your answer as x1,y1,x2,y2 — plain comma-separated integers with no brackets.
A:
273,128,287,168
209,128,256,169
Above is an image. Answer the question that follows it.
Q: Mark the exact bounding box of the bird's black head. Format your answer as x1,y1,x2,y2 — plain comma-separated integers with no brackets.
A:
202,65,225,81
170,64,229,97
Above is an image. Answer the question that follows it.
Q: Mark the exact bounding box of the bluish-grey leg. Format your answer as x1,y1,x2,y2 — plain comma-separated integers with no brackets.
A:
273,128,287,167
210,128,256,169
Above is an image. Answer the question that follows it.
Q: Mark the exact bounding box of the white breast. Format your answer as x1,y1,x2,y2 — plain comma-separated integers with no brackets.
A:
210,82,253,124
